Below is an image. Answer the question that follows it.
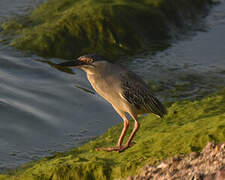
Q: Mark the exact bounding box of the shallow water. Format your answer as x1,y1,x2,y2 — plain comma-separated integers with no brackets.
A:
0,0,225,172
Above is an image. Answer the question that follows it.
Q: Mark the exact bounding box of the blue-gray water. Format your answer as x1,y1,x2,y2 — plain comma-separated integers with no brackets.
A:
0,0,225,171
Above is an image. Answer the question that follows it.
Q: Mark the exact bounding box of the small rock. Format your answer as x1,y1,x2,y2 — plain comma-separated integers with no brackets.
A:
203,142,216,152
216,168,225,180
157,162,168,169
140,170,148,177
190,152,200,160
192,173,204,180
172,155,181,162
220,143,225,149
203,173,216,180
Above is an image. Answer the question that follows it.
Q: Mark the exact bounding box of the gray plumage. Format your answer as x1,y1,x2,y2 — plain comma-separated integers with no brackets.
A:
58,54,167,152
83,61,166,118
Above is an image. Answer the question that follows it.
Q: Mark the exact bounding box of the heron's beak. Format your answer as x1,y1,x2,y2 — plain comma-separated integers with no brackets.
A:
57,59,87,67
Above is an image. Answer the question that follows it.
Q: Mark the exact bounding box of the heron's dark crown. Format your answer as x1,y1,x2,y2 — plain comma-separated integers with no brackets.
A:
78,54,104,63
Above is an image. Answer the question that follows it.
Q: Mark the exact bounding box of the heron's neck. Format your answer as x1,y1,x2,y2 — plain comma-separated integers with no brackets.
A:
81,67,95,75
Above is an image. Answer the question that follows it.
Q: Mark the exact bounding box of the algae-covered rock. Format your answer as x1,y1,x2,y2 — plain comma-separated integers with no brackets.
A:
0,0,211,59
1,89,225,180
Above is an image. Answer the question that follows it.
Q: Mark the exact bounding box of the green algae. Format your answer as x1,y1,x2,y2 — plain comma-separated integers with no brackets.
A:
0,0,211,59
0,175,8,180
1,89,225,180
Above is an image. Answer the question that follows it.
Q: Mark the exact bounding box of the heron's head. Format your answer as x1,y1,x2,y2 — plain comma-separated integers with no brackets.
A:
58,54,103,68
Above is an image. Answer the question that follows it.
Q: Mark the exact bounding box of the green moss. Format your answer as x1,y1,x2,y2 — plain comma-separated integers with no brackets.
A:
1,89,225,180
0,175,9,180
0,0,211,59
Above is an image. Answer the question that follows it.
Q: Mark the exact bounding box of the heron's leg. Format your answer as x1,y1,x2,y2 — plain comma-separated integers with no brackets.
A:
117,113,129,147
96,108,129,152
118,114,139,153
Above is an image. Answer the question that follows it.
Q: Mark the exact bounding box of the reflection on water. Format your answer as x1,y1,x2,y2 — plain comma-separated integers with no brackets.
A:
0,0,225,172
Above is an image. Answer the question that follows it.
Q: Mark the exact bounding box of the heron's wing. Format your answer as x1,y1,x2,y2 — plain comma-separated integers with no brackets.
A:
120,71,167,117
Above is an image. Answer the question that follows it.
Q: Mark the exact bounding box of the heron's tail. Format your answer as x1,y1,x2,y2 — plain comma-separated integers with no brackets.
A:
149,96,167,118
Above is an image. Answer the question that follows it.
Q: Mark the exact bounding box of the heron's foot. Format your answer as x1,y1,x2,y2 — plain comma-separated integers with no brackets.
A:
96,143,135,152
118,143,135,153
95,146,121,152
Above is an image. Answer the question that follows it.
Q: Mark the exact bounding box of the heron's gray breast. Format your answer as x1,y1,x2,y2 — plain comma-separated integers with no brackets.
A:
87,74,121,103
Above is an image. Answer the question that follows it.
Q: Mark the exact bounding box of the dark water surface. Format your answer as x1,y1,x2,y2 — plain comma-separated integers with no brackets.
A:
0,0,225,171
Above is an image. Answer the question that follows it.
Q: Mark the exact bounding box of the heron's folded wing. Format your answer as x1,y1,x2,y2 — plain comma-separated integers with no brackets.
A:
121,71,167,117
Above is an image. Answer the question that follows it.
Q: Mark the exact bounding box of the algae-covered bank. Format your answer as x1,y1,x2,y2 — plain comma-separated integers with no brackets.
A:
0,0,212,59
0,89,225,180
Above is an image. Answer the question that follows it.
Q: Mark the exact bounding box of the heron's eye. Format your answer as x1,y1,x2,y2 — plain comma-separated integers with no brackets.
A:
80,57,93,64
87,58,93,63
